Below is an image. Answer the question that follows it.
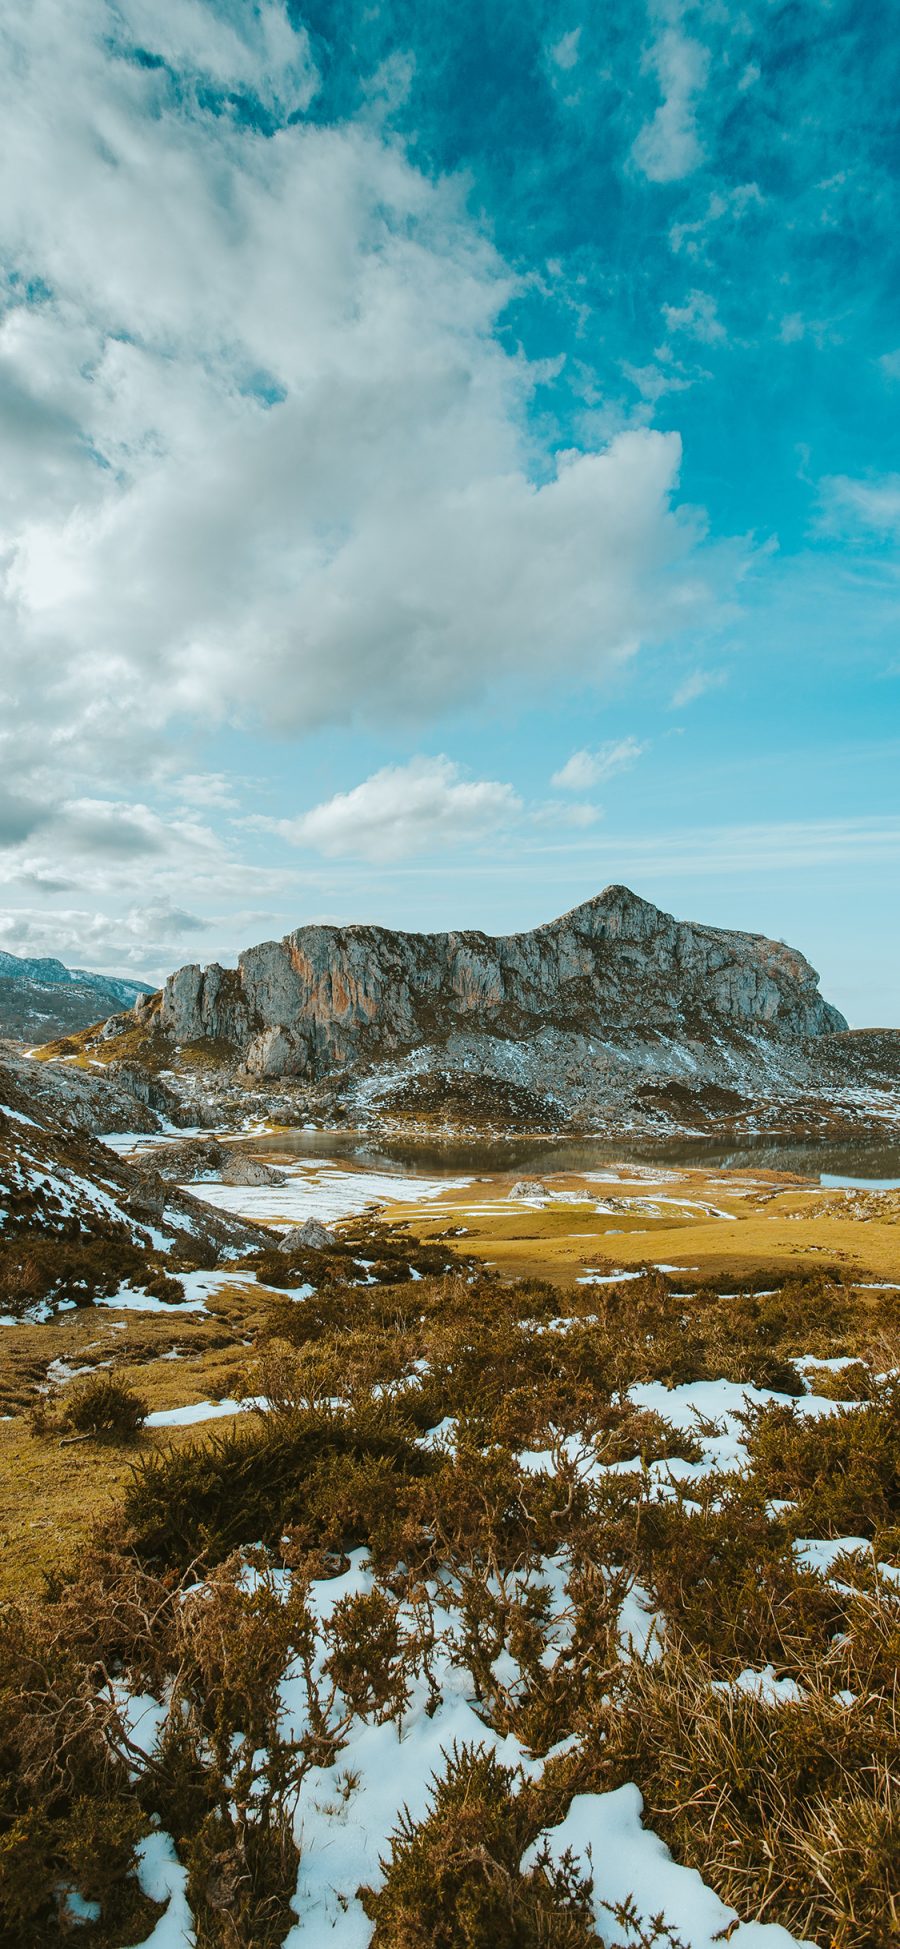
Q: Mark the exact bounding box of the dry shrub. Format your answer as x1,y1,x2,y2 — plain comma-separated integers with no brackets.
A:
0,1599,159,1946
360,1743,599,1949
123,1400,434,1568
323,1585,423,1724
594,1639,900,1945
63,1374,148,1441
742,1379,900,1536
184,1806,299,1949
633,1486,846,1672
803,1358,875,1401
29,1373,149,1444
146,1561,316,1948
6,1253,898,1941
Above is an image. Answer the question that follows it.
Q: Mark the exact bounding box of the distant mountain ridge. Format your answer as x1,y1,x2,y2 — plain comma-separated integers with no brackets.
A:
0,950,152,1045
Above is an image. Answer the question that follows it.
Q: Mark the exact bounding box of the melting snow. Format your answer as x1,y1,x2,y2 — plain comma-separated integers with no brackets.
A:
525,1786,810,1949
186,1162,473,1226
145,1396,267,1428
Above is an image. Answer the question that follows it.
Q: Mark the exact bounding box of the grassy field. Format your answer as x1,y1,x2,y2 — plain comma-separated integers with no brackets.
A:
382,1164,900,1285
2,1155,898,1946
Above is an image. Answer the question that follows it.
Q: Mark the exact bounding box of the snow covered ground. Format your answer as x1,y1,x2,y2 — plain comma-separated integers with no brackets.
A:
116,1355,881,1949
185,1160,473,1226
121,1539,819,1949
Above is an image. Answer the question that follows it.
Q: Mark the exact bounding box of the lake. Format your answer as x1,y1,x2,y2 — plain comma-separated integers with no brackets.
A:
252,1127,900,1189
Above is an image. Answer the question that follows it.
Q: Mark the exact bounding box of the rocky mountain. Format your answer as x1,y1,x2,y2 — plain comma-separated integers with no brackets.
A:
0,950,152,1045
155,884,846,1068
84,883,897,1138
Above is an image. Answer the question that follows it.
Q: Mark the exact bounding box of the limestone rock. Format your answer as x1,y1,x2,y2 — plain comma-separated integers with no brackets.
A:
508,1180,548,1201
219,1154,286,1187
150,1136,227,1182
148,885,852,1124
279,1217,337,1251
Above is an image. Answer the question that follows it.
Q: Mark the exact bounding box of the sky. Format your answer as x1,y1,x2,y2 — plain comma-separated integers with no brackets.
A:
0,0,898,1024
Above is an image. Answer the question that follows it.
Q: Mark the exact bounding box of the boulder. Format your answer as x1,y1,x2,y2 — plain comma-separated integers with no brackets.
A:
278,1217,337,1251
219,1154,287,1187
508,1179,548,1201
150,1136,227,1182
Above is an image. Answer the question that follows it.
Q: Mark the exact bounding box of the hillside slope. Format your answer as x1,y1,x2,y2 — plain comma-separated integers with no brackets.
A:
0,1049,264,1319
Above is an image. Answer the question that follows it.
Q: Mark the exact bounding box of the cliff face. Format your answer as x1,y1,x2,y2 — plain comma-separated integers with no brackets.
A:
155,886,846,1087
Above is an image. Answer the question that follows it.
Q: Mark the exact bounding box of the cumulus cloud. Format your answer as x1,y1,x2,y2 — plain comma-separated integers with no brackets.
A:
552,738,646,791
632,26,709,184
268,757,522,861
0,0,714,816
0,904,202,980
0,788,51,849
125,902,209,938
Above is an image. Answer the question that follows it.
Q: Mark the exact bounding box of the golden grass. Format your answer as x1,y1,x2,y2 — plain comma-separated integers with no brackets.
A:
0,1276,294,1597
380,1168,900,1284
0,1417,202,1596
2,1161,897,1598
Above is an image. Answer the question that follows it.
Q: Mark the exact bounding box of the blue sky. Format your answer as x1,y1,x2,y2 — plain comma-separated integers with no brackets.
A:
0,0,897,1022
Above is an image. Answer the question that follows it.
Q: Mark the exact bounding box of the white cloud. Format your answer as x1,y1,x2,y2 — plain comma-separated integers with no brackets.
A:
125,901,208,938
549,28,582,71
632,27,709,184
821,473,900,536
114,0,318,112
669,184,762,259
0,0,716,835
552,737,647,791
670,667,725,708
622,358,693,402
663,289,725,344
268,756,522,861
169,773,240,810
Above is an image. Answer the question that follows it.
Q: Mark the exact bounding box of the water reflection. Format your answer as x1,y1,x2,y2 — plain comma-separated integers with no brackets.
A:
252,1127,900,1188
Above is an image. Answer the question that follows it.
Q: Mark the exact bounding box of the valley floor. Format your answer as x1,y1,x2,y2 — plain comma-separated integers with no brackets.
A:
2,1140,899,1947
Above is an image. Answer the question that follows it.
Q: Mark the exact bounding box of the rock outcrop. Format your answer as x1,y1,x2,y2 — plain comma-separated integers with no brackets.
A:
155,886,845,1086
96,883,861,1133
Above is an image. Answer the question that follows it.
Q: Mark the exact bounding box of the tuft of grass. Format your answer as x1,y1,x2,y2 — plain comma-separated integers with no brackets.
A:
593,1636,900,1945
